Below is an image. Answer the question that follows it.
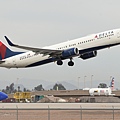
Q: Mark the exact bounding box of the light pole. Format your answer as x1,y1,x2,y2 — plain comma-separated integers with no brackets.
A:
17,78,19,103
91,75,93,88
78,77,80,90
17,78,19,92
84,76,87,88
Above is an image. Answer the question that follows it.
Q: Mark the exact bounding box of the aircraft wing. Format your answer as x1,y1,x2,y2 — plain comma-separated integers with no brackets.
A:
4,36,63,57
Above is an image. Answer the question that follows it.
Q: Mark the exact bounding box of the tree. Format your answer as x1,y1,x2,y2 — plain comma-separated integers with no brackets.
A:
9,83,14,93
6,86,10,94
2,83,15,94
2,82,27,93
23,88,27,92
53,83,66,90
13,89,17,93
10,83,14,91
17,86,22,92
98,83,107,88
34,84,44,91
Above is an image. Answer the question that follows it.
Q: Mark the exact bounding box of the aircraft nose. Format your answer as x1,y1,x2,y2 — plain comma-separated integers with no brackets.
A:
0,92,8,101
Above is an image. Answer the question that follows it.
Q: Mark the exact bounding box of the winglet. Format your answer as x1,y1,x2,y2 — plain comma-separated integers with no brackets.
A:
4,36,15,46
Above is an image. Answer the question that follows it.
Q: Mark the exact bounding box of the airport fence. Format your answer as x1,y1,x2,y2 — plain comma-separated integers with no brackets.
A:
0,106,120,120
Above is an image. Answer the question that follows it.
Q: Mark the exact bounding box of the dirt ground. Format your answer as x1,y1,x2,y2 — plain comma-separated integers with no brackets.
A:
0,109,120,120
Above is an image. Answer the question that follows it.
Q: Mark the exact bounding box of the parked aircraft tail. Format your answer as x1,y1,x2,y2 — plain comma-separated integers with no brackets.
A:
110,77,114,91
0,92,8,101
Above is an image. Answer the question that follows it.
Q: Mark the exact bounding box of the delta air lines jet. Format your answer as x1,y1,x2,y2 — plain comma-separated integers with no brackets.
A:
0,29,120,68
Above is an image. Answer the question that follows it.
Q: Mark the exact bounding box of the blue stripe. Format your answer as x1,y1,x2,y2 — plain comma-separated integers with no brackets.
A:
26,58,55,67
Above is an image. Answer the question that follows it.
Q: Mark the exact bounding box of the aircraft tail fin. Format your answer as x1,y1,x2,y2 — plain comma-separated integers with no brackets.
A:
0,41,23,60
0,92,8,101
110,77,114,91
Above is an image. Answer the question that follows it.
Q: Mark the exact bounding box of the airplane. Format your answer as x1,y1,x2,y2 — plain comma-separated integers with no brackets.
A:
0,92,8,101
0,28,120,68
89,77,115,96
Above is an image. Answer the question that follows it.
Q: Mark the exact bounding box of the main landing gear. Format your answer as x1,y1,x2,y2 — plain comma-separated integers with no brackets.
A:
57,60,63,65
57,58,74,66
68,60,74,66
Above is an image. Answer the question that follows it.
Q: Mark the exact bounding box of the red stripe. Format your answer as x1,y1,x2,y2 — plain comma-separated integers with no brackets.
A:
0,42,6,59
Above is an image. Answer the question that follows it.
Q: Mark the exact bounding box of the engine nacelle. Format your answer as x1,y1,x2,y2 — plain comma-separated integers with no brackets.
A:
80,51,97,60
62,48,79,58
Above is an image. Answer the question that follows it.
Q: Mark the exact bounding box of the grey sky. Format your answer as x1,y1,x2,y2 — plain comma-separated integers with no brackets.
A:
0,0,120,89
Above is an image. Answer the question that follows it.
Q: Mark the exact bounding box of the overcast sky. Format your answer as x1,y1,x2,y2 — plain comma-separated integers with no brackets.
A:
0,0,120,90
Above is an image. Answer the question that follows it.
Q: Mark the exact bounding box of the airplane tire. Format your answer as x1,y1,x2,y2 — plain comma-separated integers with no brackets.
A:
68,61,74,66
57,60,63,65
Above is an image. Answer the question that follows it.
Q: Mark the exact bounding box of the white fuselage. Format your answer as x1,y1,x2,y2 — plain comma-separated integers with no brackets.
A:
1,28,120,68
89,88,115,96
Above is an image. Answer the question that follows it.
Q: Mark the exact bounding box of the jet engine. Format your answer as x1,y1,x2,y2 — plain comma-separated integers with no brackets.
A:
62,48,79,58
80,51,97,60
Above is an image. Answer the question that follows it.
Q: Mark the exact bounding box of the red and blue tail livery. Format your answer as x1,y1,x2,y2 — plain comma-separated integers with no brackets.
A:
0,41,22,60
0,28,120,68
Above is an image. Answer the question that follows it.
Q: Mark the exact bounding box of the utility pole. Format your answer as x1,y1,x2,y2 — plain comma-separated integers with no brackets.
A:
78,77,80,90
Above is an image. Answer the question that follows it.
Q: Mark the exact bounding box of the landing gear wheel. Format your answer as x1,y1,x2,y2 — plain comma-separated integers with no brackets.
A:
57,60,63,65
68,61,74,66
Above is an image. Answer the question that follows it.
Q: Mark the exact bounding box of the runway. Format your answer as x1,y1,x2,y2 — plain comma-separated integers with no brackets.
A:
0,103,120,109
